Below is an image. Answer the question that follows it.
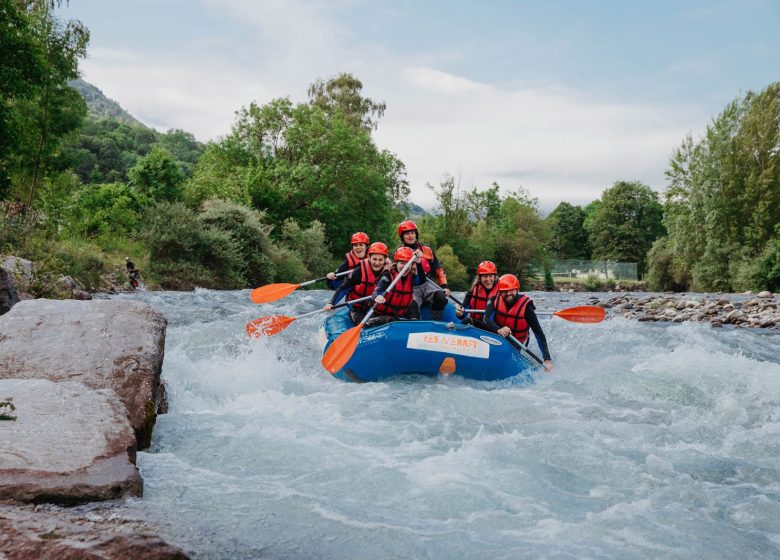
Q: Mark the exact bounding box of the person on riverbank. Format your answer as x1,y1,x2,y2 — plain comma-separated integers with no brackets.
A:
324,242,389,324
327,232,370,290
125,257,140,289
396,220,449,320
484,274,553,372
455,260,500,329
365,246,420,327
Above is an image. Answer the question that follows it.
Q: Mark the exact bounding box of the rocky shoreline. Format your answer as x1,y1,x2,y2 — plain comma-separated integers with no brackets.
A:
588,290,779,329
0,298,188,558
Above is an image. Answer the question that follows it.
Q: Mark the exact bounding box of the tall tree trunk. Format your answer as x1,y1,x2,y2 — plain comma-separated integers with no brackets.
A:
27,91,49,208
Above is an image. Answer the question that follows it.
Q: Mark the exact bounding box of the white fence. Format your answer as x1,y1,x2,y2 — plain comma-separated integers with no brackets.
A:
535,259,638,281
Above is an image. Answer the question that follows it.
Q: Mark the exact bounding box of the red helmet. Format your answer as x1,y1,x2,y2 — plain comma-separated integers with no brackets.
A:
368,242,388,256
393,246,415,262
397,220,418,238
476,261,497,275
497,274,520,291
350,232,369,245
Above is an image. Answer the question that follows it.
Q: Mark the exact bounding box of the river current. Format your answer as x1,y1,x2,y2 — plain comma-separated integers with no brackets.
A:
103,289,780,559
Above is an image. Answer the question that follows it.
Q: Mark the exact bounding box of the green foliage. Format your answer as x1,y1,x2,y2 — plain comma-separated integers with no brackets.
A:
493,193,547,277
128,146,183,202
434,244,468,290
198,199,276,286
188,78,408,253
65,182,146,238
51,238,107,290
659,83,780,291
546,202,589,259
142,202,245,290
544,268,555,290
646,236,689,291
587,181,665,273
308,72,386,131
752,236,780,291
584,274,600,291
280,219,335,277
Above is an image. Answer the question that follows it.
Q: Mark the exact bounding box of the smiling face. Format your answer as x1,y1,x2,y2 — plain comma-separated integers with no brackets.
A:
402,230,417,245
501,288,518,306
368,254,386,270
395,260,411,275
479,274,497,290
352,243,367,258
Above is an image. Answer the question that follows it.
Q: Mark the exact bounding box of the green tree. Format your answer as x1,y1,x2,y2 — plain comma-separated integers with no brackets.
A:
658,83,780,291
65,182,146,238
546,202,589,259
587,181,665,273
493,193,547,278
128,146,183,202
308,72,386,131
11,1,89,207
0,0,45,197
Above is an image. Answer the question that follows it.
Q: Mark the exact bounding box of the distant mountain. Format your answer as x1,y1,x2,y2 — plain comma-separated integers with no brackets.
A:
397,201,431,217
69,78,147,128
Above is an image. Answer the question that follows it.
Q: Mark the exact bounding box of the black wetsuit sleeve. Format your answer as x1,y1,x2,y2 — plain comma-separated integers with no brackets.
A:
327,260,350,290
483,299,500,332
525,302,552,361
374,272,392,295
330,267,362,305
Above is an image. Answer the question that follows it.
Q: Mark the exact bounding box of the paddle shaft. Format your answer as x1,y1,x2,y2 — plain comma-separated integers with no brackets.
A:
300,268,353,288
294,295,372,321
360,257,418,326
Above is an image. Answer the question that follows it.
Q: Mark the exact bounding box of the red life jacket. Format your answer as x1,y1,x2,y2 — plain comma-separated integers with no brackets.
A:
494,294,531,343
374,270,414,317
347,260,380,310
345,251,362,268
467,283,499,320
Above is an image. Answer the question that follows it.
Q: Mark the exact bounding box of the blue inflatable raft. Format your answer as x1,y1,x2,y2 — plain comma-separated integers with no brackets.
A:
320,303,537,383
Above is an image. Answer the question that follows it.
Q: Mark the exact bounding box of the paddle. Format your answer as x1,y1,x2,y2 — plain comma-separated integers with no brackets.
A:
246,295,372,337
425,278,545,365
322,257,417,374
460,305,605,324
250,269,354,304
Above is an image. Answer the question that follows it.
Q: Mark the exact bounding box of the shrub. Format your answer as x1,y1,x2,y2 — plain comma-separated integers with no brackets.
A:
646,237,689,291
280,219,336,277
65,182,147,238
143,202,245,290
752,237,780,291
434,244,468,290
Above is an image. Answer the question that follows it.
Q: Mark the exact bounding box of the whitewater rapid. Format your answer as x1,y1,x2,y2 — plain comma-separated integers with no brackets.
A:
103,289,780,559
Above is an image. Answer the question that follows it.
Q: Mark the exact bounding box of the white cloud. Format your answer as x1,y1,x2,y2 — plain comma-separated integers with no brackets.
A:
77,1,708,212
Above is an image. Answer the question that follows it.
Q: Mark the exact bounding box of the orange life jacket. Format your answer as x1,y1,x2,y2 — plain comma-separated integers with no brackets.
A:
467,283,499,320
345,251,362,268
494,294,531,343
348,260,380,310
374,270,414,317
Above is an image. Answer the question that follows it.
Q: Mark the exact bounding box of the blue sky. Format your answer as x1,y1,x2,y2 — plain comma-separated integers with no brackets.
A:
60,0,780,211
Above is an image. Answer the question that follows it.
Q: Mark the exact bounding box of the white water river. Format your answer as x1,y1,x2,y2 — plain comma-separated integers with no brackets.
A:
103,289,780,559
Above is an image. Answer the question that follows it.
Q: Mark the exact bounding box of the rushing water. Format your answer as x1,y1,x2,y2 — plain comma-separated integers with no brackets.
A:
102,289,780,559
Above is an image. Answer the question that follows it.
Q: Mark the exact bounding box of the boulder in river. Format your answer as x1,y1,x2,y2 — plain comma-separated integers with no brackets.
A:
0,379,142,504
0,299,167,449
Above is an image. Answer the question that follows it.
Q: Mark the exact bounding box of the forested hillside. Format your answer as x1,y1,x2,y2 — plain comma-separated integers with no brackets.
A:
1,0,777,294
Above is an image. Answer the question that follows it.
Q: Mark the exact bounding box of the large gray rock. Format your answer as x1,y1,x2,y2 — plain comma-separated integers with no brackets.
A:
0,299,167,448
0,503,189,559
0,268,19,315
0,379,142,504
1,256,33,293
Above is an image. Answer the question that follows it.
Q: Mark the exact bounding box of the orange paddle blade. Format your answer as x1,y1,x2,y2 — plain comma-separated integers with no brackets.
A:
321,324,364,373
250,283,300,304
246,316,295,337
553,305,605,323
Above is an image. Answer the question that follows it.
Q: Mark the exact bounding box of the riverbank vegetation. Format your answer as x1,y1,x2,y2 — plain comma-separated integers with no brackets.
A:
1,1,778,294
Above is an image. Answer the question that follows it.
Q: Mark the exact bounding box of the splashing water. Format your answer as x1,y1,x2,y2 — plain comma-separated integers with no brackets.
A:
102,289,780,559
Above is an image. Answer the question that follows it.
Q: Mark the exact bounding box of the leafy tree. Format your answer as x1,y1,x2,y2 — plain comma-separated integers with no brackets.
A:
434,244,468,290
65,182,146,238
128,146,183,202
10,1,89,207
308,72,386,131
493,194,547,278
546,202,589,259
280,219,335,277
0,0,45,197
658,82,780,290
587,181,665,273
